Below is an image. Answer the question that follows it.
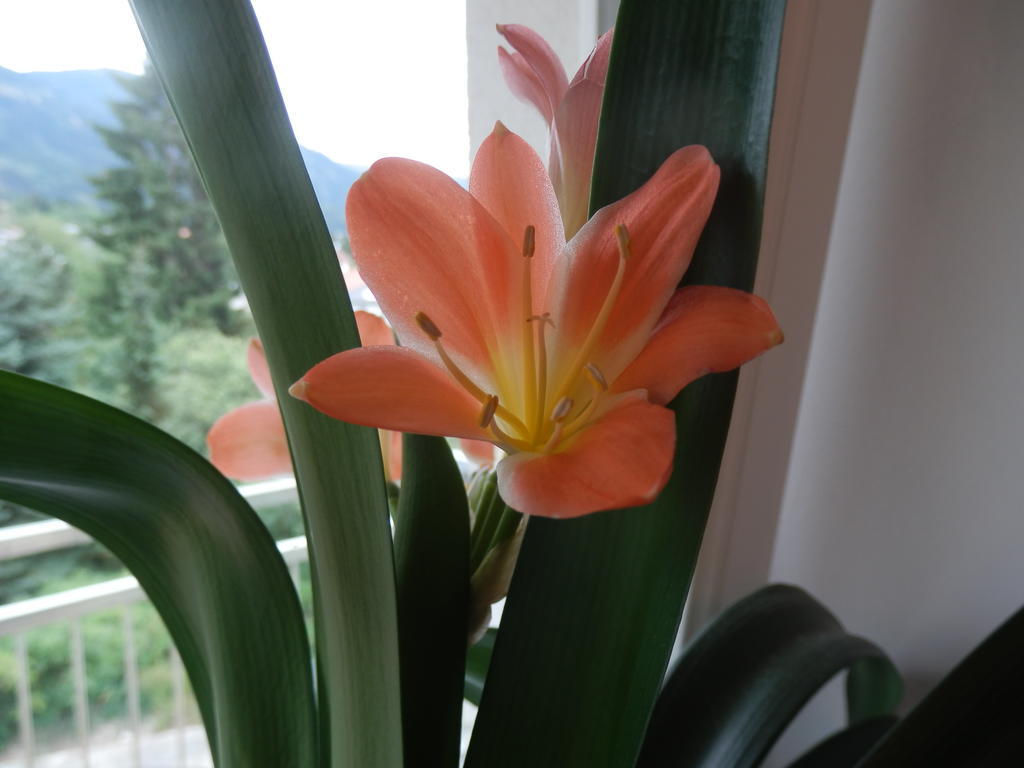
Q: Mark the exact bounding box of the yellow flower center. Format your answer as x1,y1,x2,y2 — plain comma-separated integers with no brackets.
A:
415,223,630,454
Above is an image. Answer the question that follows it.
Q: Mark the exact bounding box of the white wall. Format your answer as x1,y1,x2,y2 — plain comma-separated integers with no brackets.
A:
765,0,1024,758
686,0,874,635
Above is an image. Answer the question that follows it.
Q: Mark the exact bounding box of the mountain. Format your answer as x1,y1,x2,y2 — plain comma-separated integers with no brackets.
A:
298,146,363,234
0,66,360,233
0,67,121,201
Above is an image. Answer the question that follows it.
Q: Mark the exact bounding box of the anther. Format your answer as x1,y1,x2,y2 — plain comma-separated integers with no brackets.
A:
479,395,499,429
527,312,554,327
614,224,631,260
542,397,574,453
415,311,442,340
551,396,574,422
522,225,536,258
584,363,608,391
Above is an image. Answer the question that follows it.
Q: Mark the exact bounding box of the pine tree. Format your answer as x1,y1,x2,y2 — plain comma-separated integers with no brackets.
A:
89,66,239,332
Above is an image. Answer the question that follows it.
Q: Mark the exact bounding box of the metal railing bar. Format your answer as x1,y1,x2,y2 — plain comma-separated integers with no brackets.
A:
171,645,186,765
0,519,92,561
0,578,144,635
0,538,308,635
70,618,91,767
15,632,35,767
122,606,142,768
0,476,299,563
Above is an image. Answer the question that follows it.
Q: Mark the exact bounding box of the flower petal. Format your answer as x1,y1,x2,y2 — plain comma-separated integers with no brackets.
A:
292,346,491,442
496,24,569,123
496,393,675,518
461,438,497,466
469,122,564,305
547,145,720,383
346,158,521,387
354,310,394,347
568,28,613,91
207,401,291,481
383,429,403,482
612,286,783,405
551,29,613,239
498,47,554,124
247,338,274,398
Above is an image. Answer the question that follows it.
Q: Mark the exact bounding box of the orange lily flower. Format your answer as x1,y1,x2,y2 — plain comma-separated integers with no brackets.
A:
290,124,782,519
497,24,612,238
208,311,402,481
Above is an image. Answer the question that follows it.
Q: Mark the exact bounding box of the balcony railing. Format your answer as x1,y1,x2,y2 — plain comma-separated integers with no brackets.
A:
0,477,303,768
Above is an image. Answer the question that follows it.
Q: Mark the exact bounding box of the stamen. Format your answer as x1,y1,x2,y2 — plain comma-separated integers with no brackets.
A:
551,223,631,405
415,311,442,341
527,313,553,438
479,395,499,428
542,396,574,453
562,364,608,441
520,224,538,435
584,363,608,391
551,396,574,422
615,223,631,258
481,395,530,450
522,224,536,258
415,309,530,437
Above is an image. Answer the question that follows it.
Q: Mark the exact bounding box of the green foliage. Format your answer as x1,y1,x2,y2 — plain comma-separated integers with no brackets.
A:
89,67,240,333
0,499,305,756
0,370,318,765
130,1,403,764
637,585,902,767
151,329,256,453
0,206,91,388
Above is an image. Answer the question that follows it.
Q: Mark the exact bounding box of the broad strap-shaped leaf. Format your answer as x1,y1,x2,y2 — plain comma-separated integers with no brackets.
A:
0,371,316,767
465,2,787,765
855,602,1024,767
394,435,469,768
637,585,902,767
128,2,402,766
464,628,497,706
786,717,898,768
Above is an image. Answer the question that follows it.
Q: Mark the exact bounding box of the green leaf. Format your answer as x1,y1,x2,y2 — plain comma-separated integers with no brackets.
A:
0,371,316,767
636,585,902,767
394,435,470,768
128,2,402,766
464,628,497,706
786,717,898,768
855,602,1024,767
465,2,787,765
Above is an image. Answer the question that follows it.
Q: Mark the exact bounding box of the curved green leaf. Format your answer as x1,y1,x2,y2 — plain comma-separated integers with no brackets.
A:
637,585,902,767
0,371,316,767
127,2,401,766
465,2,787,765
786,717,898,768
855,602,1024,767
464,628,497,707
394,435,469,768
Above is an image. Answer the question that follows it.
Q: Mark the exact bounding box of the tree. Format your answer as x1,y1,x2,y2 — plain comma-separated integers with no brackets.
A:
0,222,79,386
89,66,240,333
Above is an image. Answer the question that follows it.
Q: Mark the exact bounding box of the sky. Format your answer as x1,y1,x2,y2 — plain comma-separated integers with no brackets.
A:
0,0,470,176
